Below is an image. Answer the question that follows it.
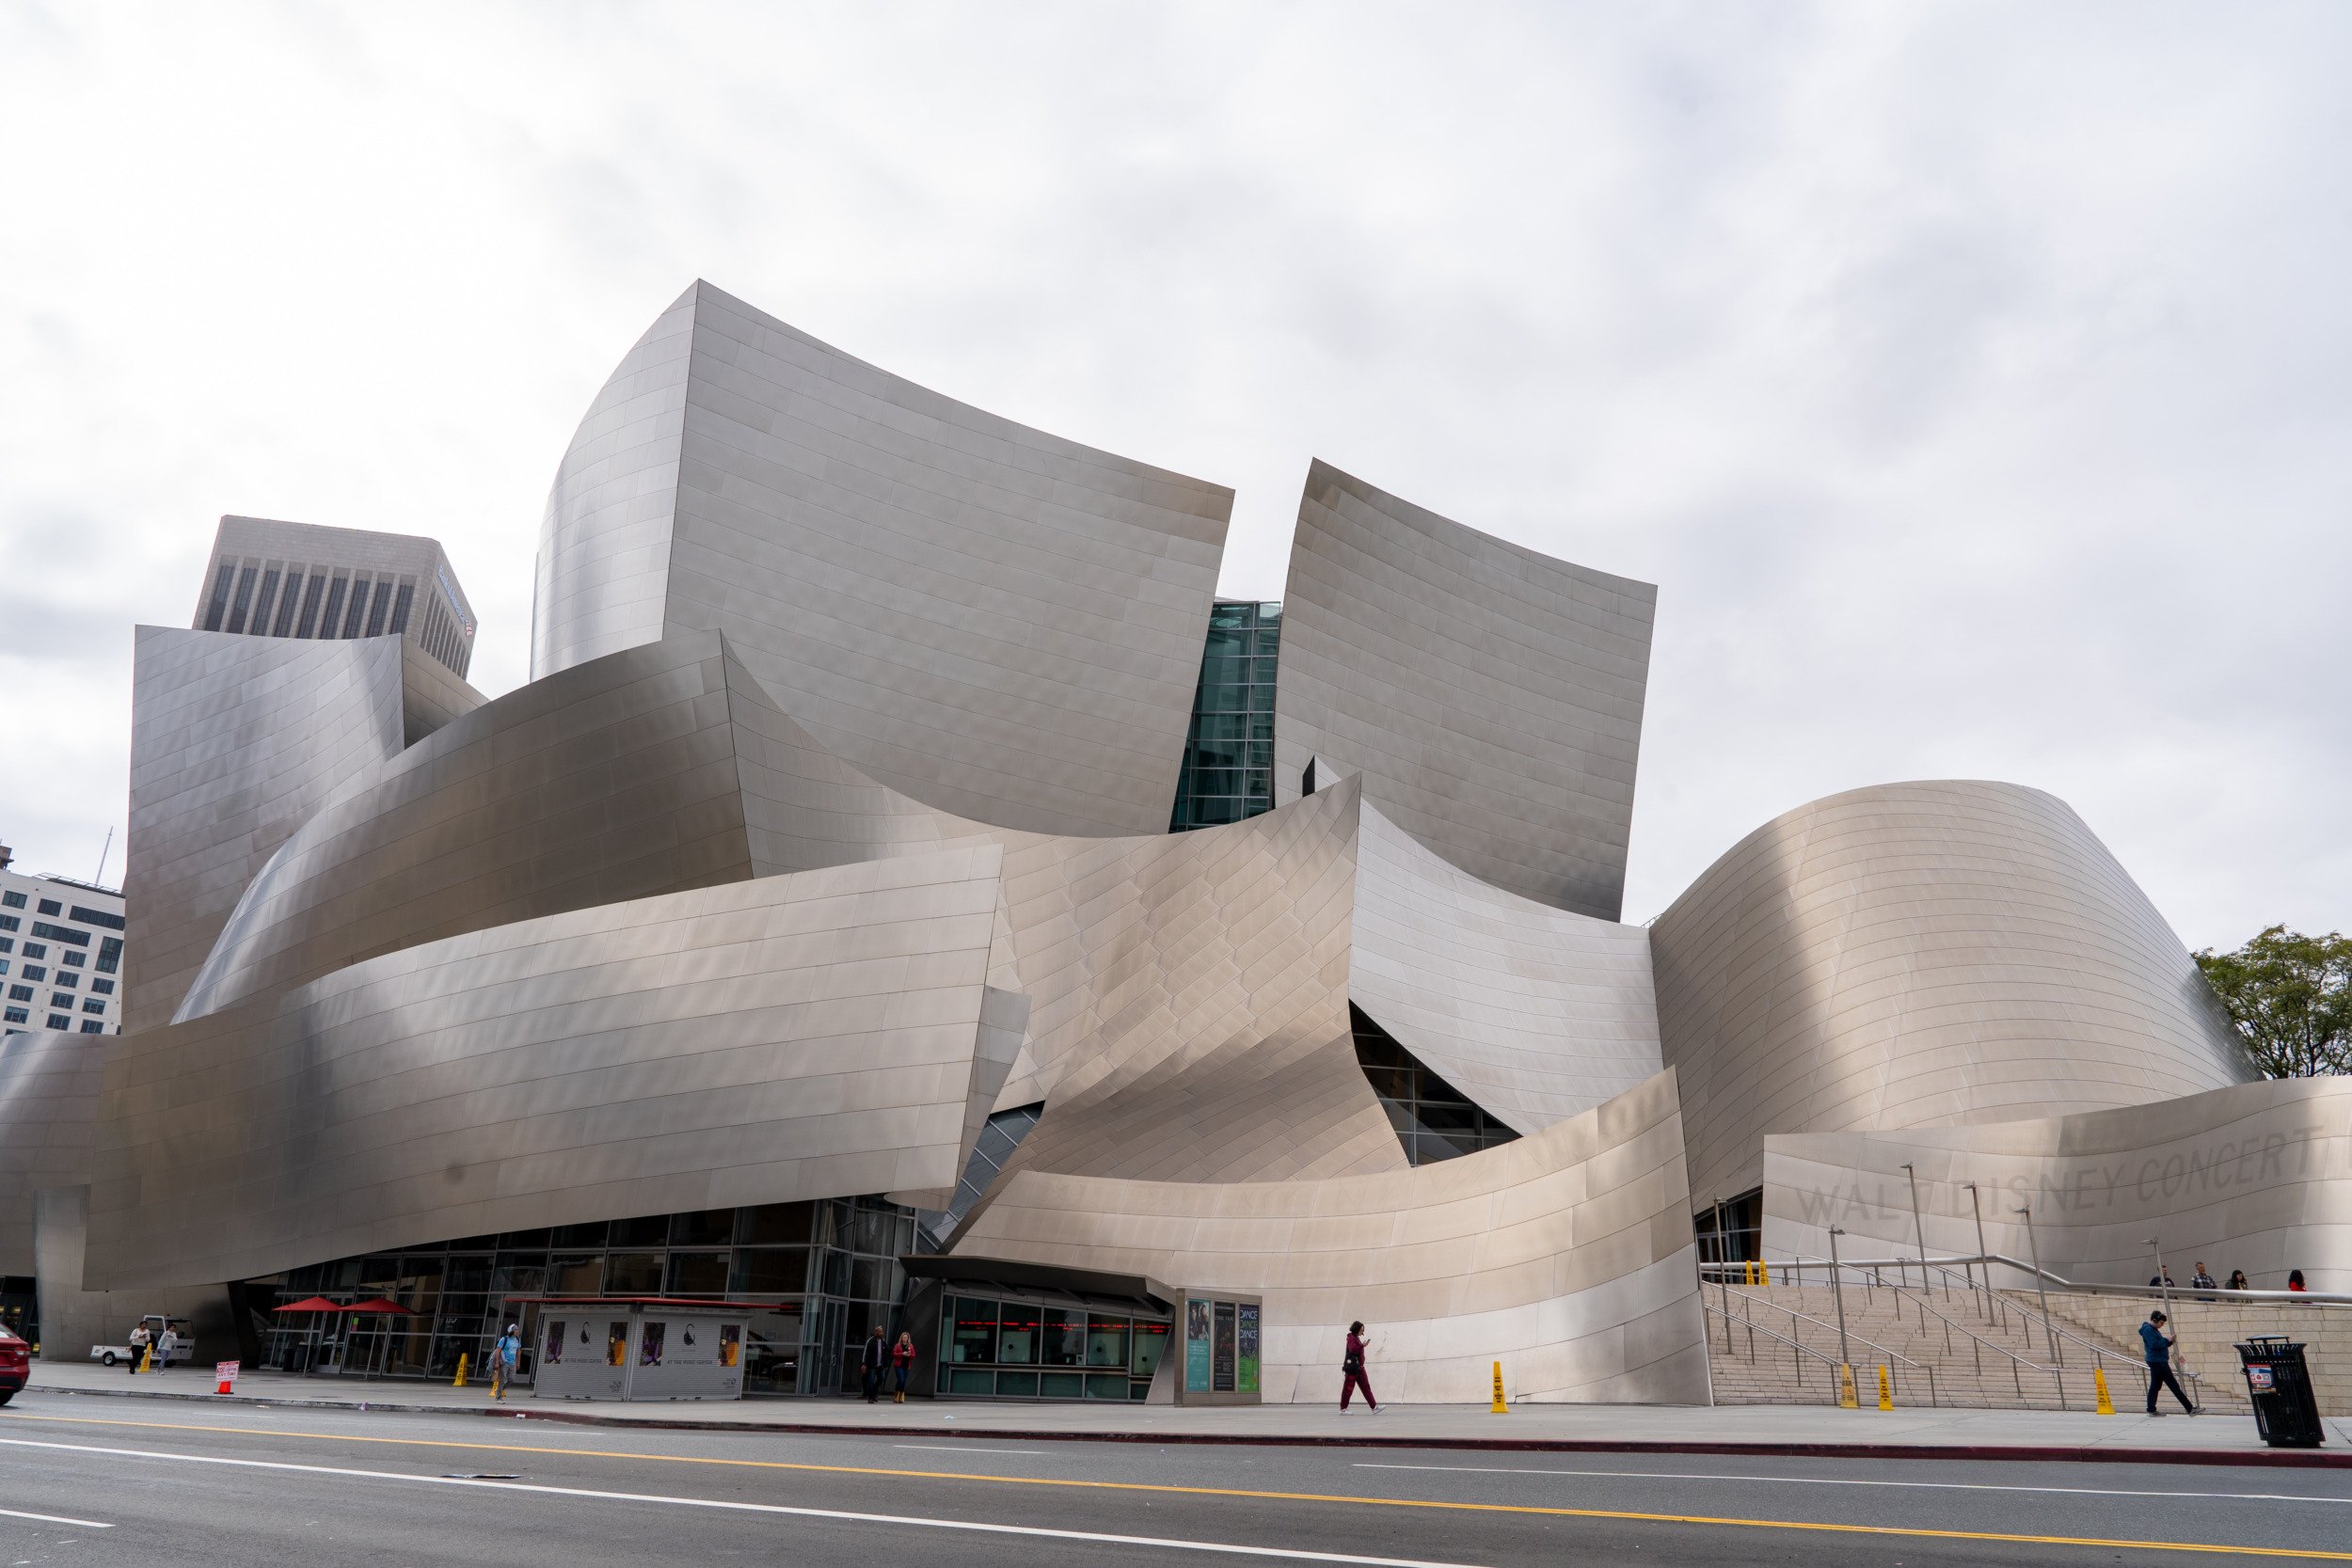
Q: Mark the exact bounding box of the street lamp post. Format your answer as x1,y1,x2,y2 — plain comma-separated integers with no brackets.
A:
1826,1226,1854,1372
1963,1181,1993,1325
2016,1204,2060,1366
1900,1163,1931,1296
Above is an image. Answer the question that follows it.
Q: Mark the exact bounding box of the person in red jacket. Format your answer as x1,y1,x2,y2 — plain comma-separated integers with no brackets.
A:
1340,1322,1380,1414
891,1331,915,1402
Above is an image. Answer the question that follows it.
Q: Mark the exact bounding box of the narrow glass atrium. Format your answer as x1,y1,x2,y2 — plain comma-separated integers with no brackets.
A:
1169,600,1280,831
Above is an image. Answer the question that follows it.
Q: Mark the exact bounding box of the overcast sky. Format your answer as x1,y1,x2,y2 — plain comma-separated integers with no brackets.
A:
2,2,2344,947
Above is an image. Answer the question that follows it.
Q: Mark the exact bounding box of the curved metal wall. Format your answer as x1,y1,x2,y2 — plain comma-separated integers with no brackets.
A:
1762,1076,2352,1292
533,280,1232,838
1273,460,1656,920
1350,800,1663,1135
0,1028,101,1276
531,284,694,683
980,779,1406,1189
88,852,1025,1291
1651,779,2260,1204
125,627,411,1032
953,1068,1708,1404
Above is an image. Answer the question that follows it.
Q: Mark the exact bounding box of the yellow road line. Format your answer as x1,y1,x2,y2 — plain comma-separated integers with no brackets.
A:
7,1409,2344,1560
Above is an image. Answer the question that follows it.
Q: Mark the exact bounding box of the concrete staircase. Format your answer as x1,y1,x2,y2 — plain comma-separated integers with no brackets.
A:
1702,1275,2150,1410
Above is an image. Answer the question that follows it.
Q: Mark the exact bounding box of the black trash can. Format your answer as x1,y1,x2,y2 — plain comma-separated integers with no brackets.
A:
2236,1338,2325,1449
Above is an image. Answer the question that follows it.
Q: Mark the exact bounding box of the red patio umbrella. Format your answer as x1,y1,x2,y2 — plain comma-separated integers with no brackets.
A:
346,1299,421,1314
272,1296,345,1313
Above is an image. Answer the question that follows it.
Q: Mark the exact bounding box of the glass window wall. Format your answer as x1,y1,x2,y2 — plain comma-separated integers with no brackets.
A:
934,1295,1169,1401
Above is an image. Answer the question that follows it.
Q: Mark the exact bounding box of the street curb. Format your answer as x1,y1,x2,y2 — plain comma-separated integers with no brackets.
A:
19,1383,2352,1467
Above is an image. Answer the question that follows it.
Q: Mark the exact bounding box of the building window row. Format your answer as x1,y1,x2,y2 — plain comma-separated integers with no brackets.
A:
200,557,429,650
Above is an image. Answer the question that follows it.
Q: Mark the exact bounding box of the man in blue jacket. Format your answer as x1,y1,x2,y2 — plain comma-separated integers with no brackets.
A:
2139,1310,2197,1416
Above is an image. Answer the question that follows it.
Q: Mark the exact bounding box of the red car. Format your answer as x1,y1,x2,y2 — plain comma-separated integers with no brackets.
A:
0,1326,27,1404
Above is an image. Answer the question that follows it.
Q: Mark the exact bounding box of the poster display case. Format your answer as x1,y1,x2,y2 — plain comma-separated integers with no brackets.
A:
512,1296,751,1402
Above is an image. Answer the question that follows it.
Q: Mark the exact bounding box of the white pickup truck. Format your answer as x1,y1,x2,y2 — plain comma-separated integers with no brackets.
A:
90,1314,193,1368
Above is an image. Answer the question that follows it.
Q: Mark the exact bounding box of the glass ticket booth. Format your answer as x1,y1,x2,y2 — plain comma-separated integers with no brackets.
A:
898,1258,1260,1405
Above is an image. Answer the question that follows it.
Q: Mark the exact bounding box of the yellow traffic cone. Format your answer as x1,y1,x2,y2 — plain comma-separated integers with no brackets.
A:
2094,1366,2115,1415
1837,1363,1858,1408
1877,1365,1894,1410
453,1352,469,1387
1490,1360,1509,1414
138,1346,153,1374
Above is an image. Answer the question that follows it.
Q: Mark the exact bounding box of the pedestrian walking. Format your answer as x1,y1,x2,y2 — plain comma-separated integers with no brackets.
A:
125,1323,149,1376
860,1324,888,1403
2226,1270,2249,1291
492,1323,522,1401
2139,1310,2197,1416
892,1331,915,1402
156,1323,179,1370
1339,1321,1380,1414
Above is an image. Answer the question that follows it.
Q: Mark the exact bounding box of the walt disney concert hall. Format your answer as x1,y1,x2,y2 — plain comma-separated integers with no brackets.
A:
3,280,2343,1402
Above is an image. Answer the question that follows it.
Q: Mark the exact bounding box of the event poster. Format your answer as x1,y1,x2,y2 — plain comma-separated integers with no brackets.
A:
1236,1302,1260,1393
1185,1299,1212,1391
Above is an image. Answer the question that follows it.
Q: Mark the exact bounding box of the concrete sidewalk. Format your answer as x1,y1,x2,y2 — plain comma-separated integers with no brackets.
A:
24,1358,2352,1466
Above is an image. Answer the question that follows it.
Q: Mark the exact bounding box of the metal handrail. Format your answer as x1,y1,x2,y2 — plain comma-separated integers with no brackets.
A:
1742,1251,2352,1307
1716,1283,1940,1407
1717,1284,1925,1371
1737,1256,2154,1408
1702,1301,1935,1407
1754,1253,2205,1371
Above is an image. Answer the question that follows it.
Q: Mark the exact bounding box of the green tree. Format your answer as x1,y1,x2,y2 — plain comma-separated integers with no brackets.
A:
2193,926,2352,1078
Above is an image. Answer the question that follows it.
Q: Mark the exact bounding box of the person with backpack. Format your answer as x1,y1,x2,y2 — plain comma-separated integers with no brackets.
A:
2139,1310,2197,1416
860,1325,888,1403
1339,1322,1380,1413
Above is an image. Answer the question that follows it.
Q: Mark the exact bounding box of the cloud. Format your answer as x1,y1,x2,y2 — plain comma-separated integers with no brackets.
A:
1,1,2344,948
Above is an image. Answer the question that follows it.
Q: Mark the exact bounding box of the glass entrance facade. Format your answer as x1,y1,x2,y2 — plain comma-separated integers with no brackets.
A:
249,1195,917,1395
938,1293,1170,1400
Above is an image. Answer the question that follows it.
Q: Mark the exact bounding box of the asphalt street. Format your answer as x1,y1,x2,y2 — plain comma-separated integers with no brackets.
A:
2,1388,2347,1566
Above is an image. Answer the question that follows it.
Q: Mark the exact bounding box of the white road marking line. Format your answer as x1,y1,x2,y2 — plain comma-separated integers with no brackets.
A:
1351,1464,2352,1504
0,1437,1479,1567
0,1507,114,1528
894,1445,1047,1454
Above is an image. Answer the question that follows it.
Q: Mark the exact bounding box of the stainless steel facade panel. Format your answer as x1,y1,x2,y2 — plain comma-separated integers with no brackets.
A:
531,287,694,681
1650,780,2260,1204
0,1029,102,1275
532,280,1231,838
953,1068,1709,1404
174,634,771,1022
87,853,1025,1291
1350,801,1663,1133
970,780,1405,1190
1761,1076,2352,1291
1273,461,1656,919
125,627,411,1033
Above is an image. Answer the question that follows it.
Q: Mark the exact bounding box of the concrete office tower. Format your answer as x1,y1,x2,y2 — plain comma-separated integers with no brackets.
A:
0,860,124,1037
194,515,478,681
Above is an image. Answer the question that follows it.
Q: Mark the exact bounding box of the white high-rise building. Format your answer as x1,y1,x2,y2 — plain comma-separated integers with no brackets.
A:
0,842,125,1037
